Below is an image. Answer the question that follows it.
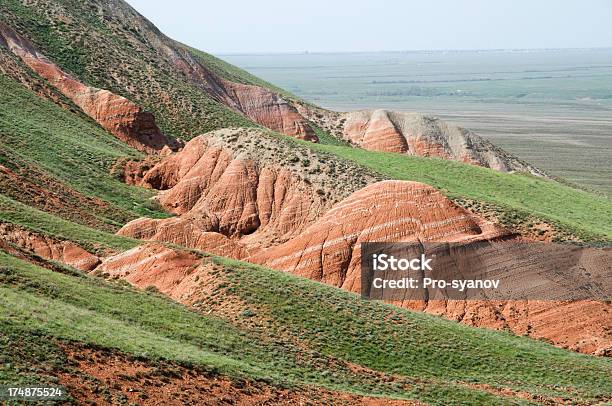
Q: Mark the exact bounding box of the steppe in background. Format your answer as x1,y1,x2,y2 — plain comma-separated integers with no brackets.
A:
222,49,612,194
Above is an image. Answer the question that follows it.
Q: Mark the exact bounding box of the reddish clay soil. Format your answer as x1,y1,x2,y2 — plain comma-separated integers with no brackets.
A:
341,110,544,175
0,223,100,271
97,242,612,356
109,174,611,355
250,180,504,288
0,22,179,154
0,154,126,232
57,342,420,406
117,134,341,256
219,80,317,141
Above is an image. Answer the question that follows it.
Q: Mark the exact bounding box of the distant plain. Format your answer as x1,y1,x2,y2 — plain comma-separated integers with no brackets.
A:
222,49,612,195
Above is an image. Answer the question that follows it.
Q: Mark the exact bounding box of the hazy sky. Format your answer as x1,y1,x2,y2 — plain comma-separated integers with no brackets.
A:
125,0,612,54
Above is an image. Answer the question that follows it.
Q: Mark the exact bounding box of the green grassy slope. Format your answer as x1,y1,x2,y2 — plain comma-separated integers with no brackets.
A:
0,0,257,138
0,1,610,404
288,137,611,242
0,195,138,254
1,251,610,405
0,73,169,227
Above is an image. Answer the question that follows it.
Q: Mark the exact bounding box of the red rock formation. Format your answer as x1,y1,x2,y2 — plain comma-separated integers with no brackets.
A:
246,182,609,354
162,42,316,141
400,299,612,356
95,243,206,301
114,162,610,354
220,81,317,141
246,182,610,354
344,110,408,153
110,129,606,355
121,139,502,265
0,22,179,154
118,135,330,255
249,180,503,289
342,110,544,175
117,216,248,259
0,223,100,271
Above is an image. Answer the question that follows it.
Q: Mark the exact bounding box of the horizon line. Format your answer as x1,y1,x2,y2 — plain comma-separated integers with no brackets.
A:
213,46,612,57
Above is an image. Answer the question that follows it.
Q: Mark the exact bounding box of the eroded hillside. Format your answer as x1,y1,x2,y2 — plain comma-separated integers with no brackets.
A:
1,0,611,404
0,0,316,140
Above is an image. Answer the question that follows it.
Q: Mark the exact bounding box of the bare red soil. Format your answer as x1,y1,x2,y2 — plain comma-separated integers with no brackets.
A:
0,21,179,153
57,342,419,406
0,223,99,271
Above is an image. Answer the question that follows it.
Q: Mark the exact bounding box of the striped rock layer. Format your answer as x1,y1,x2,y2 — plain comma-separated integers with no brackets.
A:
112,142,611,355
218,81,317,141
342,110,544,175
0,223,100,271
118,136,332,255
249,180,503,289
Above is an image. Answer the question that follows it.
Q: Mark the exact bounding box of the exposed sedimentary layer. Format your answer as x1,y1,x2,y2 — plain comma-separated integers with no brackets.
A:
0,22,179,153
118,145,608,355
96,241,612,356
409,299,612,356
0,223,100,271
95,243,208,302
144,29,316,141
219,81,317,141
326,109,543,174
250,180,505,289
117,128,380,254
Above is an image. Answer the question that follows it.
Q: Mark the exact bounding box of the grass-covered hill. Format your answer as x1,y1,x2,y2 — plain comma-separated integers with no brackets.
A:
304,138,612,242
0,0,296,138
1,249,611,405
0,71,169,231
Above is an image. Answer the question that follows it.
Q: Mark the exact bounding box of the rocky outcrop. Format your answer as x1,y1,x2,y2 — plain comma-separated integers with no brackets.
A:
118,129,380,254
118,139,324,254
0,22,179,154
413,299,612,356
345,110,408,153
250,181,505,288
117,216,248,259
152,35,316,141
246,182,610,354
341,110,544,174
95,243,208,302
219,81,317,141
110,139,611,355
0,223,100,271
119,143,505,265
111,127,608,355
